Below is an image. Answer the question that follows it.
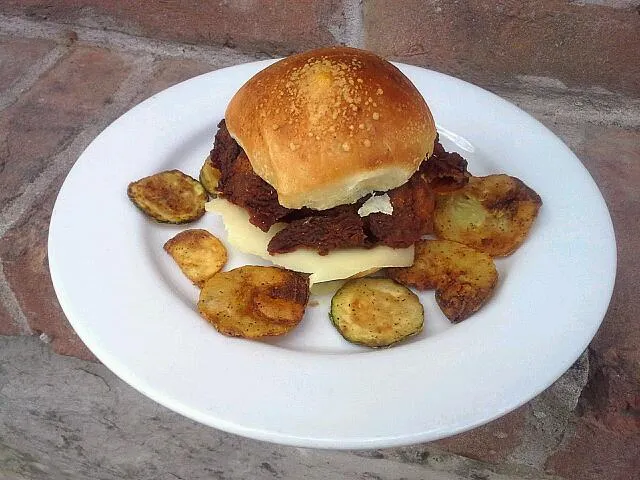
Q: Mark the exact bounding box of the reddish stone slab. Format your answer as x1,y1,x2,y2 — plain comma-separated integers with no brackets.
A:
0,46,132,206
545,418,640,480
0,181,96,360
572,126,640,435
0,1,341,55
434,406,527,464
364,0,640,95
132,58,213,106
0,37,57,94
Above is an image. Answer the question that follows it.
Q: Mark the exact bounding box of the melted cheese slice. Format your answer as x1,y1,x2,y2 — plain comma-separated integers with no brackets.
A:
205,198,414,284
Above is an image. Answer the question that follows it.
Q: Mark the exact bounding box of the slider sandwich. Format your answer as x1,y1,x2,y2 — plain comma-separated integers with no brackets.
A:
205,46,468,283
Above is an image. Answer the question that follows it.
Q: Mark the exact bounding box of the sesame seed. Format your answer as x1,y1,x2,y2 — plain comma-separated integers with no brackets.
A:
377,88,384,95
364,139,371,147
342,142,350,151
372,112,380,120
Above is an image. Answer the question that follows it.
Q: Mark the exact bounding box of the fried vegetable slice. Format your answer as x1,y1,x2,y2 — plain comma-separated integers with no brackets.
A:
127,170,207,223
387,239,498,322
199,154,221,195
330,278,423,347
433,174,542,256
198,266,309,338
163,229,227,287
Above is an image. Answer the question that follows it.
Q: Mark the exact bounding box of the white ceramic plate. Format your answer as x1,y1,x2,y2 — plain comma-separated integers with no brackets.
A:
48,60,616,449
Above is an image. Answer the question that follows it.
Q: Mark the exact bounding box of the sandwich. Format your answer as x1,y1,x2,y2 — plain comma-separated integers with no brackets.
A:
204,46,468,283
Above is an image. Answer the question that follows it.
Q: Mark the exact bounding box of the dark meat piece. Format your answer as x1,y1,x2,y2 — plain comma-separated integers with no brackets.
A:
210,120,291,231
421,135,471,192
209,119,241,177
366,172,435,248
268,211,368,256
220,151,292,231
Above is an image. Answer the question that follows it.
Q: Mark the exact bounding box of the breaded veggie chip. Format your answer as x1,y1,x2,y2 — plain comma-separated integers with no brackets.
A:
433,174,542,256
198,266,310,338
388,239,498,322
199,154,221,196
127,170,207,223
330,278,424,348
163,229,227,288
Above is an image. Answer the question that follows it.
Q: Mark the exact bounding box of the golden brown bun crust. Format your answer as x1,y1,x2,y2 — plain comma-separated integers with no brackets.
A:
225,46,436,210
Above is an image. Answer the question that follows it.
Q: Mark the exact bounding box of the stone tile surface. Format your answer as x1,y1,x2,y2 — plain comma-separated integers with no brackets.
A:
0,36,56,93
0,336,559,480
544,417,640,480
435,407,527,464
0,184,95,360
0,0,345,55
364,0,640,95
132,58,214,105
0,46,131,206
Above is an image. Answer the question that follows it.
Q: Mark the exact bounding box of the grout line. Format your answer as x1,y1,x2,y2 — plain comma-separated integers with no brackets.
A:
0,43,69,112
0,53,157,239
0,261,32,335
330,0,365,48
0,13,265,67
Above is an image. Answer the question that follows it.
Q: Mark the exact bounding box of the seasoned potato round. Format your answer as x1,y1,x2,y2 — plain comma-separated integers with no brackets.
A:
198,266,310,338
388,239,498,322
163,229,227,288
127,170,208,223
433,174,542,256
330,278,424,348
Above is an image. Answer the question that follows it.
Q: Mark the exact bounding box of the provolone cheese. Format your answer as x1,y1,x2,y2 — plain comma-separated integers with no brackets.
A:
205,198,414,284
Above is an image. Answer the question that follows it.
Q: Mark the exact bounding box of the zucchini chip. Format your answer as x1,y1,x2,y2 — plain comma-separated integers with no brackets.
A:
433,175,542,256
163,229,227,288
198,266,309,338
330,278,423,348
199,154,221,196
127,170,207,223
388,239,498,322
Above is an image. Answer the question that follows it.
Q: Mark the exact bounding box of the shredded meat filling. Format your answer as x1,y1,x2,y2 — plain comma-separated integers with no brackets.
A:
209,122,469,255
421,134,471,192
268,211,368,256
209,120,291,231
367,172,435,248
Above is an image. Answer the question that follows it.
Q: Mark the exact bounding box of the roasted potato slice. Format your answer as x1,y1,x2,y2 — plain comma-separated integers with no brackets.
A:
330,278,424,347
199,154,221,195
198,266,310,338
127,170,207,223
388,239,498,322
433,174,542,256
163,229,227,287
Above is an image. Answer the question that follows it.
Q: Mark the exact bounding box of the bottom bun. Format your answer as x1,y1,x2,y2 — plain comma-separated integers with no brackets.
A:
205,198,414,284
